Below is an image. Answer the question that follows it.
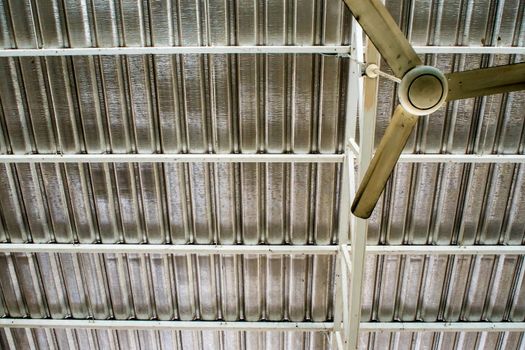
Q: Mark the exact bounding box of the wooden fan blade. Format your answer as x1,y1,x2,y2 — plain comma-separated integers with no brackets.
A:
352,105,418,219
342,0,422,78
446,62,525,101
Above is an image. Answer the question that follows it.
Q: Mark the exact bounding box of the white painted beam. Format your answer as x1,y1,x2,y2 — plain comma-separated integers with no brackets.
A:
3,153,525,164
348,138,360,157
335,331,345,350
360,322,525,332
3,318,523,333
0,243,337,255
347,19,377,350
2,243,522,256
0,319,334,332
332,21,362,342
413,45,525,55
0,45,521,58
0,153,343,164
333,250,346,336
341,262,351,342
341,246,353,274
331,149,350,333
0,46,350,57
398,154,525,163
366,245,525,255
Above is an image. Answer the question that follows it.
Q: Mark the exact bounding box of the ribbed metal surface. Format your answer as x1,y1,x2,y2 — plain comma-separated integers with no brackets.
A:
0,328,329,350
368,0,525,244
346,0,525,344
368,160,525,245
0,0,351,156
368,55,525,242
361,254,525,322
361,0,525,248
386,0,524,47
0,252,334,321
0,53,348,154
0,0,524,349
0,50,348,247
0,0,350,48
0,2,349,349
359,331,524,349
0,162,343,245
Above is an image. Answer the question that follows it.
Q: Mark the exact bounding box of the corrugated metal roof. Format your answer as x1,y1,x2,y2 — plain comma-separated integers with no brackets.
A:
0,252,335,321
362,254,525,321
0,162,344,244
0,0,524,348
360,331,524,349
2,328,330,349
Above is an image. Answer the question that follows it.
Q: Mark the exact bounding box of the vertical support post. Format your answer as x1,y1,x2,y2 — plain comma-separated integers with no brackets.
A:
347,30,381,350
335,331,346,350
332,17,364,350
332,153,350,350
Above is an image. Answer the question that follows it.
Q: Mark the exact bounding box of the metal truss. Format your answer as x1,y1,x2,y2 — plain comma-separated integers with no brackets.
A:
1,318,523,333
0,45,522,58
360,322,525,332
0,319,334,332
0,45,350,57
0,243,523,255
5,153,525,164
0,243,337,255
3,153,525,164
0,153,343,164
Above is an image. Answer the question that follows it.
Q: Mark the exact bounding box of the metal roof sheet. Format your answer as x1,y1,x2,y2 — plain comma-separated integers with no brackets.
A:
0,0,524,349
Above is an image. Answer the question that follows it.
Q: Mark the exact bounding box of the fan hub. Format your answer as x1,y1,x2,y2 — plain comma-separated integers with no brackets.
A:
398,65,448,116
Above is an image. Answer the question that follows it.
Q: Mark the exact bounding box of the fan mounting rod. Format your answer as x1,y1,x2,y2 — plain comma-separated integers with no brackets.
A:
365,64,401,83
365,64,448,116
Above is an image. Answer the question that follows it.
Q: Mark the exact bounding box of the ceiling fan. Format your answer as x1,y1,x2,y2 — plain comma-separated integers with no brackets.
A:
343,0,525,219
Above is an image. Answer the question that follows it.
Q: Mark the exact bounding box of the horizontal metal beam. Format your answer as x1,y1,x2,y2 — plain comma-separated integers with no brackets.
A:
3,318,523,333
0,319,333,332
0,45,520,64
0,153,343,164
0,46,350,57
366,245,525,255
398,154,525,163
3,153,524,164
0,243,338,255
413,45,525,55
2,244,522,256
360,322,525,332
0,46,522,57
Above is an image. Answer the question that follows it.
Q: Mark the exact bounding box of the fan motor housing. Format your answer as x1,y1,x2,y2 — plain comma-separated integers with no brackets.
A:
398,65,448,116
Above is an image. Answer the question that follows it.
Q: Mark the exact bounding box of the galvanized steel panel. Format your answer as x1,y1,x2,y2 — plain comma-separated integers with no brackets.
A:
367,53,525,244
359,331,524,349
361,254,525,322
0,0,524,348
0,328,330,350
0,252,335,322
0,162,342,244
